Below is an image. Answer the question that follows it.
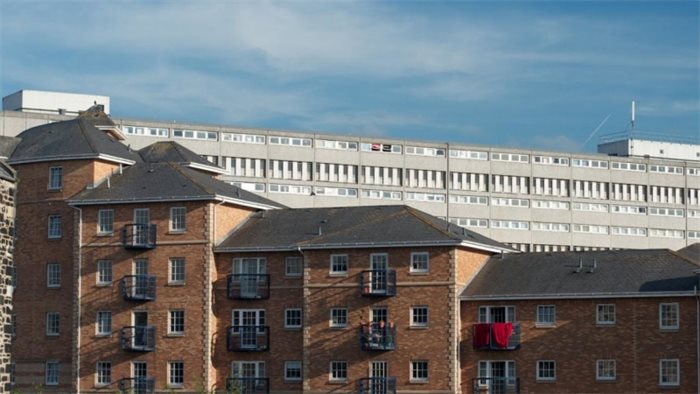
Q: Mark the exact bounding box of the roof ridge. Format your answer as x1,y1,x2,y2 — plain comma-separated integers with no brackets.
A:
668,249,700,266
404,205,461,241
297,207,407,246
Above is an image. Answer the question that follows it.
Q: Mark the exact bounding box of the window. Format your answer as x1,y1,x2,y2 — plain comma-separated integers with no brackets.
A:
411,361,429,382
98,209,114,235
285,308,302,329
169,310,185,335
285,361,302,381
45,361,59,385
596,304,615,325
47,263,60,288
46,312,59,336
659,303,679,330
360,142,401,154
269,136,312,147
405,146,446,157
123,125,169,137
411,306,429,328
537,360,556,381
449,149,488,160
285,256,302,277
96,311,112,336
168,361,184,387
173,129,217,141
169,258,185,284
410,252,429,273
316,139,358,151
96,260,112,285
330,308,348,328
169,207,186,232
48,167,62,190
48,215,62,239
330,255,348,275
329,361,347,382
96,361,111,386
536,305,555,326
222,132,265,144
596,360,616,381
659,359,679,386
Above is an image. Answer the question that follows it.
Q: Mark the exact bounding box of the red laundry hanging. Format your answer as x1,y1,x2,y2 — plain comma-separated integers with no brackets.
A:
473,323,491,347
491,322,513,348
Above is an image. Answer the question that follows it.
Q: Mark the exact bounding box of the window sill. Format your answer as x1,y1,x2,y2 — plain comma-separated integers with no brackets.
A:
535,324,556,329
329,272,348,278
285,275,303,279
167,385,184,390
47,286,61,290
285,327,302,331
409,271,429,276
167,282,186,287
94,334,111,338
659,328,679,332
48,237,62,241
410,380,429,384
536,379,556,383
96,283,112,288
47,188,62,193
167,333,185,338
284,379,302,383
596,379,617,383
329,325,348,330
167,230,186,235
409,326,429,330
328,380,348,385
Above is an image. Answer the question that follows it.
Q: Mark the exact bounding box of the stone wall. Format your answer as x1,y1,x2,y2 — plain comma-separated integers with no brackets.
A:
0,168,16,392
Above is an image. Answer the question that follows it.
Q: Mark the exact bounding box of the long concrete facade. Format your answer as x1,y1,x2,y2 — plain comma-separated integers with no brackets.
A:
1,109,699,252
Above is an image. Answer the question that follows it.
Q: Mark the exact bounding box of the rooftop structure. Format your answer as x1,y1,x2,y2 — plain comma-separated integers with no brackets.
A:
2,89,110,116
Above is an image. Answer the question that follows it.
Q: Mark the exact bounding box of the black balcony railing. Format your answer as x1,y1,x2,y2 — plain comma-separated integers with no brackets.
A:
472,377,520,394
119,377,155,394
358,377,397,394
359,269,396,297
472,322,521,350
359,322,396,351
226,377,269,393
120,275,156,301
121,224,157,249
120,326,155,352
227,274,270,300
227,326,270,352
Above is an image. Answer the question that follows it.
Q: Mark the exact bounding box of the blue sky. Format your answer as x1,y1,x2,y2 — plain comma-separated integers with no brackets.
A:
1,1,698,152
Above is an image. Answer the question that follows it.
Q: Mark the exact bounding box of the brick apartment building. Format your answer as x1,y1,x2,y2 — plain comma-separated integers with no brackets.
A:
6,106,699,393
461,249,699,393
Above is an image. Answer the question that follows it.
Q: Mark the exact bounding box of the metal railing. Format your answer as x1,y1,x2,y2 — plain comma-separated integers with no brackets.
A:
226,377,269,393
121,224,157,249
227,326,270,352
472,377,520,394
227,274,270,300
120,275,156,301
120,326,155,352
359,322,396,351
359,270,396,296
358,377,397,394
472,322,521,350
119,377,155,394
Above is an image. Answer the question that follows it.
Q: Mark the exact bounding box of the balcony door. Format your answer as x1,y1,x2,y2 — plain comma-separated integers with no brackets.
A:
231,361,265,392
478,306,515,323
233,258,266,298
477,361,516,393
132,311,149,348
133,208,150,245
133,259,149,298
232,309,265,349
369,361,388,394
370,254,388,294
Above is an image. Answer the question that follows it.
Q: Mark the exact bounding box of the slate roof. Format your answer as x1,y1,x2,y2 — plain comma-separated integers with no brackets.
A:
675,243,699,264
138,141,225,174
9,106,140,165
462,249,700,299
216,205,516,253
0,136,20,159
0,161,16,182
69,162,284,209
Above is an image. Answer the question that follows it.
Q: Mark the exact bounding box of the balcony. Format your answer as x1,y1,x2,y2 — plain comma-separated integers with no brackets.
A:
472,322,521,350
359,322,396,351
120,326,155,352
120,275,156,301
359,270,396,297
226,377,269,393
471,377,520,394
227,326,270,352
227,274,270,300
119,377,155,394
358,377,397,394
121,224,157,249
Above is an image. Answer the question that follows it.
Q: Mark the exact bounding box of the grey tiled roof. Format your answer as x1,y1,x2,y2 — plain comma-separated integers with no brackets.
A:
69,162,284,209
9,106,140,164
216,205,514,252
138,141,225,173
676,243,699,264
462,249,700,299
0,136,20,159
0,161,16,182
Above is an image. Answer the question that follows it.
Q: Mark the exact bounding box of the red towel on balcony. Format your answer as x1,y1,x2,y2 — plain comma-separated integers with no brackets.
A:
473,323,491,347
491,322,513,348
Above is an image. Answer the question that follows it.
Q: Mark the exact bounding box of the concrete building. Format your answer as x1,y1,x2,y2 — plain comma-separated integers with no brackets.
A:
1,91,699,253
2,90,110,116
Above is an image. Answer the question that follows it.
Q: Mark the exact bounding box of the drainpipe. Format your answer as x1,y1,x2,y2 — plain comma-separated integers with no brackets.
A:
71,205,83,393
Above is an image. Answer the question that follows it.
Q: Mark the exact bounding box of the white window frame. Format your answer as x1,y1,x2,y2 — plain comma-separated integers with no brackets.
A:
536,360,556,381
97,209,114,235
96,260,112,285
596,304,616,325
169,257,185,285
96,311,112,336
659,303,679,330
45,360,59,386
168,361,184,388
285,308,302,329
410,252,429,273
48,215,62,239
46,312,59,336
411,360,429,382
536,305,556,327
329,361,347,382
95,361,111,387
330,254,348,276
596,359,616,381
284,361,302,382
329,308,348,328
410,306,429,328
169,207,186,232
659,359,680,386
47,263,60,288
48,166,63,190
168,310,185,335
285,256,303,277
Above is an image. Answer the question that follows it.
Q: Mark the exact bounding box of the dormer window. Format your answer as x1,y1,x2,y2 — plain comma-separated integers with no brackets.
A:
48,167,63,190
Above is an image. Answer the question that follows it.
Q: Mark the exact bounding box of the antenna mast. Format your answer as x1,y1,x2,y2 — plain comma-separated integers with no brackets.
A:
630,100,636,136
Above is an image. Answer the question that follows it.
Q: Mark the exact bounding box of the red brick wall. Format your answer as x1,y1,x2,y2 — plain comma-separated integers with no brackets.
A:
460,297,698,393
